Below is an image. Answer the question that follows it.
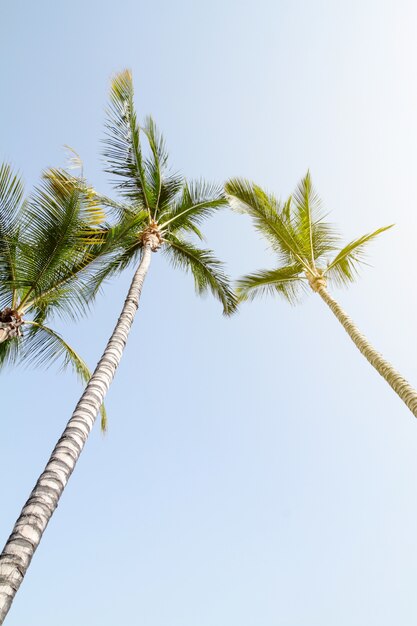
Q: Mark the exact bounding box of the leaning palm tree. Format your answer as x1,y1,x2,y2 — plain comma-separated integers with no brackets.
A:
0,70,237,623
0,162,112,426
225,171,417,417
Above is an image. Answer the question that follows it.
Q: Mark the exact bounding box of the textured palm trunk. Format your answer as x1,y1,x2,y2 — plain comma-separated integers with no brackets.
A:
0,244,152,624
318,286,417,417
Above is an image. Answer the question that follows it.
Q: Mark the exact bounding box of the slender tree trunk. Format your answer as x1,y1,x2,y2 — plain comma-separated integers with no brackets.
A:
317,286,417,417
0,244,152,624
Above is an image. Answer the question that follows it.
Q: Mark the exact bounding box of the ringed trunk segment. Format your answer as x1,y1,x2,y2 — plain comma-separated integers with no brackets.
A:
317,286,417,418
0,244,153,624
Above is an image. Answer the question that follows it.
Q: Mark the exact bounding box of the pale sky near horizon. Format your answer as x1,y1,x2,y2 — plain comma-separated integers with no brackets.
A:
2,1,417,625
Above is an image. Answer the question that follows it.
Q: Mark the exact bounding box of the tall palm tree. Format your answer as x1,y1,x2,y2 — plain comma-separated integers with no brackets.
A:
225,172,417,417
0,162,112,426
0,70,237,623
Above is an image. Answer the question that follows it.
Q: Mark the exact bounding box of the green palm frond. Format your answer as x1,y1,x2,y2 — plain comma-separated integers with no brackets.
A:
77,212,149,302
100,70,236,315
292,171,340,263
292,171,317,264
324,225,394,287
143,115,170,213
0,164,24,309
309,219,340,261
160,180,227,236
23,179,149,319
103,69,151,209
24,321,107,430
15,169,120,320
163,235,238,315
225,178,309,269
42,169,106,230
237,265,306,304
0,335,20,369
142,117,183,216
16,171,95,307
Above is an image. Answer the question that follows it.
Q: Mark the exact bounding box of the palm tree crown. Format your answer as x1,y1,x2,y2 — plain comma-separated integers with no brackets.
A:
0,164,114,424
225,171,392,302
93,70,237,315
225,172,417,422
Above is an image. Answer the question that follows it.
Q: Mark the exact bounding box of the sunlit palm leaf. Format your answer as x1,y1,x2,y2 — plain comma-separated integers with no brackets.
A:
160,180,227,235
237,265,306,304
225,178,309,269
292,172,339,263
324,225,394,287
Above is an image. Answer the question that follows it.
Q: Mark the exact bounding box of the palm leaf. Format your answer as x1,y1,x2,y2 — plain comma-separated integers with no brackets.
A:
160,180,227,235
17,171,93,305
0,335,21,369
16,170,117,319
324,225,394,286
163,235,238,315
225,178,310,269
0,163,24,309
237,265,306,304
103,69,151,209
291,171,340,263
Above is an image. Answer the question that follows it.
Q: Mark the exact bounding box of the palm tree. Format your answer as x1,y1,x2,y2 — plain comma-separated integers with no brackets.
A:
225,171,417,417
0,162,112,426
0,70,237,623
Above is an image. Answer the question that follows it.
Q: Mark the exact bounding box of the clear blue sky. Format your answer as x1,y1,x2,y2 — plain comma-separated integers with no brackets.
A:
2,1,417,624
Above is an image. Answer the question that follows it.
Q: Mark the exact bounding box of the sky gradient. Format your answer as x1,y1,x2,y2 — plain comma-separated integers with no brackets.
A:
2,1,417,624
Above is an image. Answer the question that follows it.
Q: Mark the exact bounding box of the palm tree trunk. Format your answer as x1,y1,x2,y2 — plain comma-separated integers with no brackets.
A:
0,244,152,624
317,286,417,417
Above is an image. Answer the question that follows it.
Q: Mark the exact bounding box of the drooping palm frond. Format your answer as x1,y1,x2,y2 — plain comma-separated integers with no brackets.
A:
237,265,307,304
163,235,238,315
324,225,394,287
